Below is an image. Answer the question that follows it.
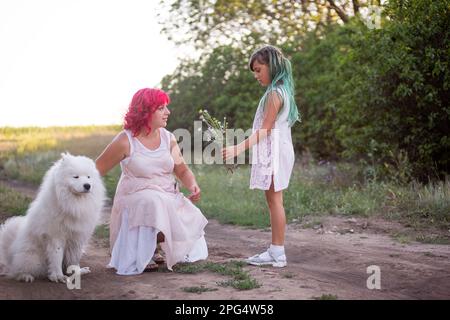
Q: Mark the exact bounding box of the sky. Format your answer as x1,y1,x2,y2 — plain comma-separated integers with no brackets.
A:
0,0,179,127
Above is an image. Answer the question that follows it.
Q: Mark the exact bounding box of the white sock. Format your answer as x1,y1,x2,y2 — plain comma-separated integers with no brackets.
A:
269,244,285,257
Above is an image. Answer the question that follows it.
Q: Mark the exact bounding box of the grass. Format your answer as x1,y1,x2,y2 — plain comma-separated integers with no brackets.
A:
391,230,450,245
281,272,296,279
0,125,119,185
181,286,218,294
392,232,413,244
217,277,261,290
174,260,261,291
191,164,385,229
0,184,32,220
0,125,449,237
192,165,269,228
415,234,450,245
192,164,450,234
393,180,450,230
94,224,110,239
172,262,206,274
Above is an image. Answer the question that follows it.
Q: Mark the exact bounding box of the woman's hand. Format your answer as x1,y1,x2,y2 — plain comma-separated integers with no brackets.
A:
187,184,201,202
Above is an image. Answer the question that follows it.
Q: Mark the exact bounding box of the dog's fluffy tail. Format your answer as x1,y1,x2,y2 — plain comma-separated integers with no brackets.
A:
0,216,25,275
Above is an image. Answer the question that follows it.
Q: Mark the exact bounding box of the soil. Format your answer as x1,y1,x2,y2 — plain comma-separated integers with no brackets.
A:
0,180,449,300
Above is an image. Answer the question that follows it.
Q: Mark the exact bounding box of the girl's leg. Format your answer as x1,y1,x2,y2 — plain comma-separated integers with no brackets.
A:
245,179,287,267
265,181,286,245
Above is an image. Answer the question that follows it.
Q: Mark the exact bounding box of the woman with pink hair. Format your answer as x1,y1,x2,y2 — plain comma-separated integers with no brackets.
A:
96,88,208,275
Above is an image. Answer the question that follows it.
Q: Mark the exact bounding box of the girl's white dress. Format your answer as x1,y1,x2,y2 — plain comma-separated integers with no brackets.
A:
107,128,208,275
250,86,295,192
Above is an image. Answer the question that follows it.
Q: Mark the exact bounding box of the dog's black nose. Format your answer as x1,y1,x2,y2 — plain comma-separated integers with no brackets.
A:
83,183,91,191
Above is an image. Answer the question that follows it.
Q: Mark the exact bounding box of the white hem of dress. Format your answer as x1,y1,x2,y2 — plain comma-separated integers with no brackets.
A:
107,210,208,275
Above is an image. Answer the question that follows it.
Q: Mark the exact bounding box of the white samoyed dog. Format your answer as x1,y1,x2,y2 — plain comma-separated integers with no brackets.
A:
0,153,106,283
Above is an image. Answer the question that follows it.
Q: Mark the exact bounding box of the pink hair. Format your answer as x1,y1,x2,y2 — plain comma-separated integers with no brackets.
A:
124,88,170,137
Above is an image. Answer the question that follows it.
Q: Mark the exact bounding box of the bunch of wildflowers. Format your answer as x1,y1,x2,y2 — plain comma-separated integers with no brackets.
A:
199,109,237,173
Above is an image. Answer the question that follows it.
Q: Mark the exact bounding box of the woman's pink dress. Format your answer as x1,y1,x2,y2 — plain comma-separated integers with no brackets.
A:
108,128,208,275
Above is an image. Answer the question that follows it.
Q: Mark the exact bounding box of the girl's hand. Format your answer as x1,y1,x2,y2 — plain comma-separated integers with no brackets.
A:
187,184,201,202
222,145,242,161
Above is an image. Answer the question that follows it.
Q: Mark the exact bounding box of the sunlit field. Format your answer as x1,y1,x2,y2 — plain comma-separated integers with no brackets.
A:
0,126,449,243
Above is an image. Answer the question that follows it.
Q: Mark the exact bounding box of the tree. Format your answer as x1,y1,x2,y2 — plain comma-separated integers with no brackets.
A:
157,0,375,54
163,45,260,134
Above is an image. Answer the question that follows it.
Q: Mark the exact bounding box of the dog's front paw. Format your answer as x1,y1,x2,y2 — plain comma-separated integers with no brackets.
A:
79,267,91,275
48,273,67,283
17,273,35,283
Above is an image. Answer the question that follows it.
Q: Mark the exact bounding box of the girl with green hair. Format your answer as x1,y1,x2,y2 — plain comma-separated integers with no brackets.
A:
222,45,300,267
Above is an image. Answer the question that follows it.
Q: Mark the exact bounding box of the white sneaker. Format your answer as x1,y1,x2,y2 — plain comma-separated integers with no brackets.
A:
245,250,287,268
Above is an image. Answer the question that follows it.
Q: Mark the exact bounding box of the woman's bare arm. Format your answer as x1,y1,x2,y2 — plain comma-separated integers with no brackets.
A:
95,131,129,176
171,135,201,202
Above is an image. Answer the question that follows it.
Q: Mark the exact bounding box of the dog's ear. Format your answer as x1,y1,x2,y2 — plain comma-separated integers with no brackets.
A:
60,152,72,160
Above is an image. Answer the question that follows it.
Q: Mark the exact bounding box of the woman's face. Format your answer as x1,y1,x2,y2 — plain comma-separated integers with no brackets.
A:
252,60,271,86
149,103,171,129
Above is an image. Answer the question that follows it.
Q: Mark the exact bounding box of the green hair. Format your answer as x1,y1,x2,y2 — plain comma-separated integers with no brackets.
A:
249,45,300,127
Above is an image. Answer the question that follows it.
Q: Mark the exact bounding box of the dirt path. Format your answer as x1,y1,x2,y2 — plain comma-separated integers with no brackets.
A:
1,180,449,300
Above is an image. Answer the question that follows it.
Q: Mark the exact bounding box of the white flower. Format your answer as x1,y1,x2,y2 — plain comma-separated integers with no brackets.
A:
204,131,213,142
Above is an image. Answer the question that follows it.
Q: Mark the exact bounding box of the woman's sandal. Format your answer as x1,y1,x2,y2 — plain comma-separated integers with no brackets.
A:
153,251,165,264
143,260,159,272
153,245,166,264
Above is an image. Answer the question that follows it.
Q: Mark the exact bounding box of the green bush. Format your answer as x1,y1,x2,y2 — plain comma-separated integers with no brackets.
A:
334,0,449,181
